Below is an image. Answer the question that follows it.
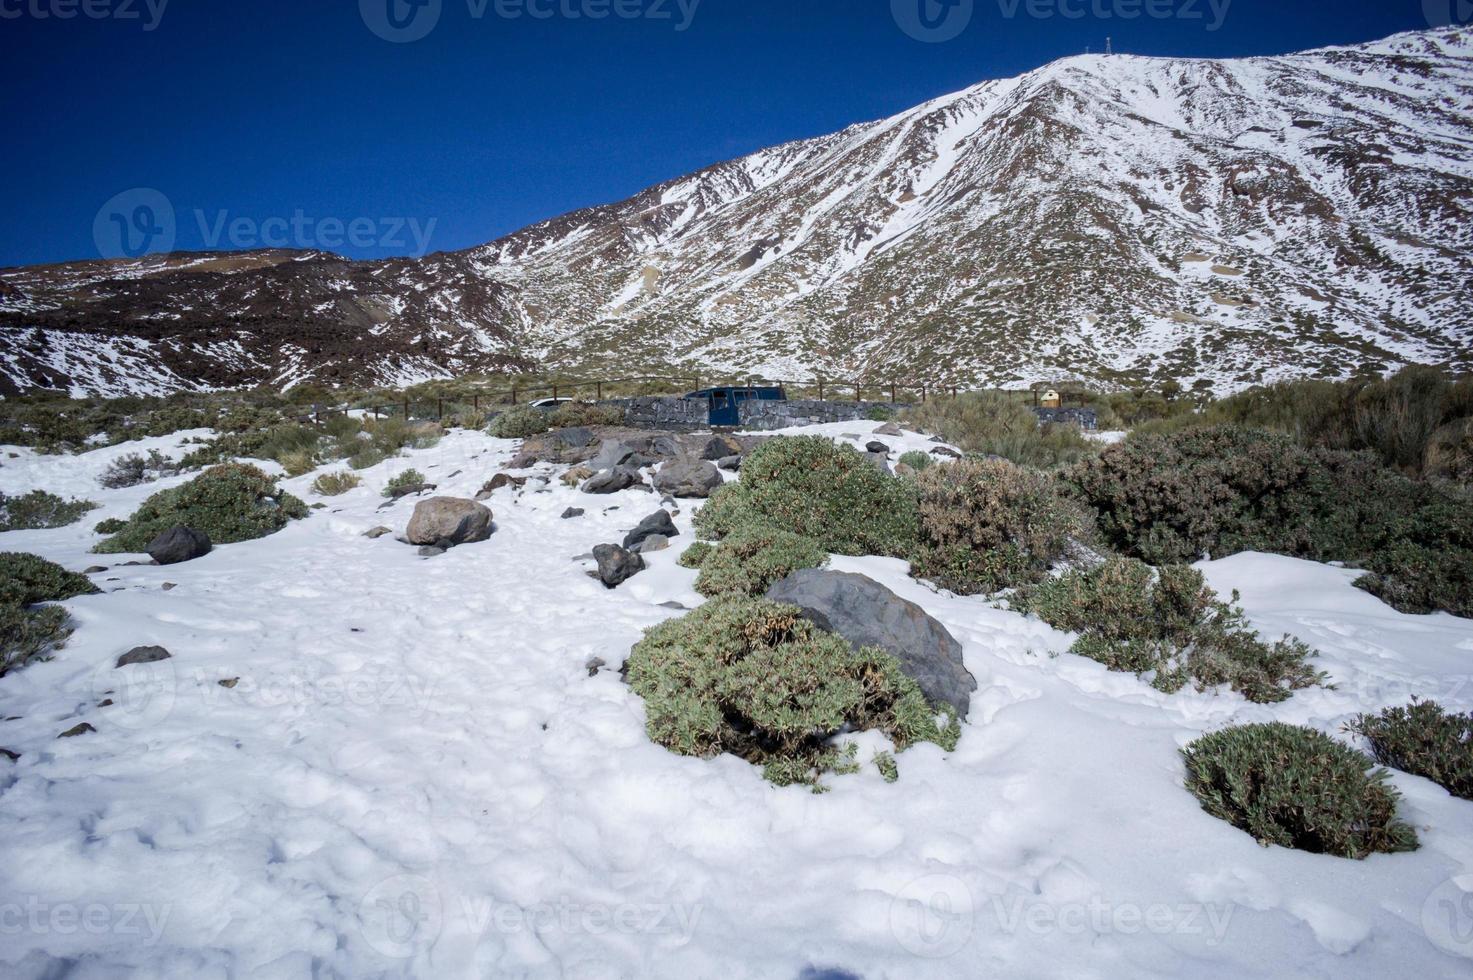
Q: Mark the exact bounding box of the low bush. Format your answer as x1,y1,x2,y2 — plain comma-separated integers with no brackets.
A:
910,459,1088,595
692,525,828,597
1425,417,1473,485
1068,425,1473,616
93,517,128,535
0,552,100,607
677,541,715,569
0,491,98,532
384,469,428,497
277,450,318,478
98,450,180,489
901,392,1095,469
695,437,918,557
347,444,390,471
1348,701,1472,801
1182,722,1418,858
489,406,551,439
1014,557,1324,703
897,450,933,473
0,552,97,677
549,401,625,428
311,471,362,496
94,463,308,554
624,595,959,787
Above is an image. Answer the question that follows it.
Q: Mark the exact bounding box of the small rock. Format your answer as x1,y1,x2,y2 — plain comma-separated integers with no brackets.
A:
658,601,688,610
717,455,742,472
406,497,493,546
592,544,645,588
931,446,962,460
97,699,114,707
147,526,212,566
476,473,526,500
364,526,393,539
561,465,595,486
418,545,447,558
585,657,606,677
701,435,742,461
161,583,177,591
387,482,438,500
83,566,108,574
219,678,240,689
865,452,892,474
0,747,18,763
653,458,722,499
623,510,679,551
311,503,327,510
582,466,644,495
58,723,96,739
561,507,586,520
866,440,891,455
636,534,671,554
875,422,903,437
555,427,596,449
116,645,171,668
894,462,916,478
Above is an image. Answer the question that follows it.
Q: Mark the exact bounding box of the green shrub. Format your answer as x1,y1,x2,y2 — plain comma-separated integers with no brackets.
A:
0,491,98,532
677,541,715,569
1068,425,1473,616
549,401,625,428
1425,417,1473,485
0,603,75,677
311,471,362,496
897,450,933,473
697,437,918,557
866,404,896,422
94,517,128,535
693,526,828,597
98,450,179,489
624,595,959,787
94,463,308,554
384,469,428,497
489,406,551,439
0,553,100,607
1348,701,1472,801
347,444,390,471
1182,722,1418,859
901,392,1095,469
277,450,318,477
1014,557,1324,703
910,459,1088,595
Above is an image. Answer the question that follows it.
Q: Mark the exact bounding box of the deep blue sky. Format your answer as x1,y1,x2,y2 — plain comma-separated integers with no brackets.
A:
0,0,1449,267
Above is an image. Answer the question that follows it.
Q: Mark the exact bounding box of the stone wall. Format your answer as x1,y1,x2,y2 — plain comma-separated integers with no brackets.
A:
609,396,710,429
1032,407,1099,430
738,399,911,431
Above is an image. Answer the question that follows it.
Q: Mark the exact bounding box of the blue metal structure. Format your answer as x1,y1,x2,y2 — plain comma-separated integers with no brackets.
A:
685,386,786,426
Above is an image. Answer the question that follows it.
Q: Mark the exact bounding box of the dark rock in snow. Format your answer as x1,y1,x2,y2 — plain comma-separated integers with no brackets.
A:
653,458,722,498
364,526,393,539
582,466,644,495
717,455,742,472
0,747,18,762
701,435,742,461
623,510,678,551
931,446,962,459
585,657,606,677
593,544,645,588
406,497,493,546
58,723,96,738
875,422,903,436
83,566,108,574
147,526,212,565
635,534,670,554
866,441,891,455
476,473,526,499
766,569,976,718
561,507,586,519
116,645,172,668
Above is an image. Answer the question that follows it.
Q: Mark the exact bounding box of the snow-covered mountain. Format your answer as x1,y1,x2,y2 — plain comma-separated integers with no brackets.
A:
3,28,1471,396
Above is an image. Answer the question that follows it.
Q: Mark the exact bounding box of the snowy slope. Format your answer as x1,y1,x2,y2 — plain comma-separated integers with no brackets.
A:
1,28,1471,395
1,425,1472,977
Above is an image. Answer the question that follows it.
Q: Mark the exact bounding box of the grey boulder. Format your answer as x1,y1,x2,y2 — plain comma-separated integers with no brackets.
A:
766,569,976,718
406,497,493,546
653,458,722,498
635,534,671,553
582,466,644,495
717,455,742,472
701,435,742,461
623,510,678,551
116,645,171,668
593,544,645,588
590,440,653,472
147,526,212,565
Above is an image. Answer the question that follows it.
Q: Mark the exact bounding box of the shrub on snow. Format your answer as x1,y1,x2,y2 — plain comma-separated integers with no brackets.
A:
488,406,551,439
910,458,1088,595
1349,701,1472,801
1182,722,1417,859
311,471,362,496
1013,556,1323,703
901,391,1094,469
0,490,97,532
94,463,308,554
0,552,98,677
624,595,958,787
690,525,828,598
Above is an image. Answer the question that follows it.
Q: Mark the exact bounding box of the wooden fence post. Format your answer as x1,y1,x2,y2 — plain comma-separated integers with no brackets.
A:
403,397,410,421
817,378,824,401
596,381,603,401
437,398,443,421
890,383,896,404
511,384,518,405
473,395,479,412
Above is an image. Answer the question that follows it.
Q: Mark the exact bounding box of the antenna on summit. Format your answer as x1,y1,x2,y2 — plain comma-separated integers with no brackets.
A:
1105,36,1113,56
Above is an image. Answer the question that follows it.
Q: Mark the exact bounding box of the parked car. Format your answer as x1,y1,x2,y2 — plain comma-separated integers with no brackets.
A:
529,397,575,410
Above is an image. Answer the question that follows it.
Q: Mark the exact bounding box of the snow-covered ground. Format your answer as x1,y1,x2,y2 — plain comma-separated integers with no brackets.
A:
1,421,1471,978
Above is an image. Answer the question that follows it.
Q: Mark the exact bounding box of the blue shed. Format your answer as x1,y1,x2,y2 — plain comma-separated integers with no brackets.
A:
685,386,786,427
